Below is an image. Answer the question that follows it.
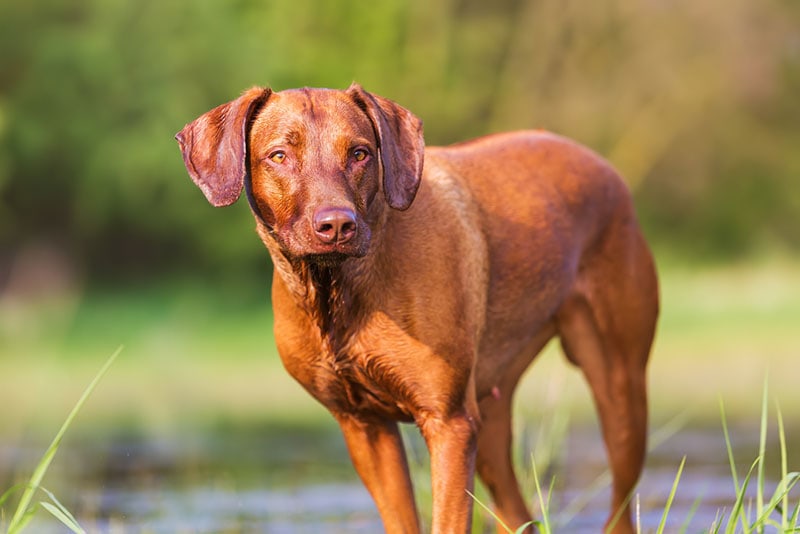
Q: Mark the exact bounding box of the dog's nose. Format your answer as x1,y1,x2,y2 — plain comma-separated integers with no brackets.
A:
313,207,357,245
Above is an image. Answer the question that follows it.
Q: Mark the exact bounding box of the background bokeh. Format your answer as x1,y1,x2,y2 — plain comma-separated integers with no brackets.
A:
1,1,799,527
2,0,799,285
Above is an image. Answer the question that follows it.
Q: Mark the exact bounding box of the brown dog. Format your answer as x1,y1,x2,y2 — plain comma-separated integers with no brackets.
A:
176,84,658,533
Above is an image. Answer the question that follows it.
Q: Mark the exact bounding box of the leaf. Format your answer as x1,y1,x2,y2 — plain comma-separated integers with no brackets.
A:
40,502,85,534
39,487,86,534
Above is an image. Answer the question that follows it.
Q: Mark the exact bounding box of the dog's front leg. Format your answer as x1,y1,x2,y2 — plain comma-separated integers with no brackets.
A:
419,409,480,534
336,414,420,534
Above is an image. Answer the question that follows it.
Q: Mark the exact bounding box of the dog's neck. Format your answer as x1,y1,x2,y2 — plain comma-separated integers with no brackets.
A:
294,257,362,349
255,201,390,355
259,229,379,356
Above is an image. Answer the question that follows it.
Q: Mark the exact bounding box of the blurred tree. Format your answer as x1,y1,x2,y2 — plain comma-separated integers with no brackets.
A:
0,0,798,285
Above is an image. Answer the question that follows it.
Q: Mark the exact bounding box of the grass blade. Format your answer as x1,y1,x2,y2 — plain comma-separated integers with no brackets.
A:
6,346,122,534
514,521,537,534
0,484,26,509
777,401,789,529
754,471,800,526
558,468,611,525
40,502,85,534
656,455,686,534
678,491,704,534
725,456,759,534
467,489,513,533
635,493,641,534
6,504,38,534
39,487,85,534
649,411,692,451
559,412,688,526
720,397,751,534
756,378,768,533
719,398,739,493
710,507,727,534
605,492,635,534
467,488,537,534
530,454,552,534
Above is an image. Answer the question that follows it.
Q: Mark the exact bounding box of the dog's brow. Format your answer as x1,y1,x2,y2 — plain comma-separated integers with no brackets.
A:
264,128,302,148
348,136,373,148
285,130,301,146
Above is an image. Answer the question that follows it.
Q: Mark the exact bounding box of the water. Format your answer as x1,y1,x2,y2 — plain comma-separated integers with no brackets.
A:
1,421,796,533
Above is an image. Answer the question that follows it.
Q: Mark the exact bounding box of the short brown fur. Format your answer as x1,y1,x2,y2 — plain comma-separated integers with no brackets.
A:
176,84,659,534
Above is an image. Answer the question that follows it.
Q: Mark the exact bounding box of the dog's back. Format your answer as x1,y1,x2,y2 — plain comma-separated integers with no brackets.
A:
421,131,654,388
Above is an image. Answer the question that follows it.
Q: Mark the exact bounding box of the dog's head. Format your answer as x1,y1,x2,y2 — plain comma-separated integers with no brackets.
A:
175,84,424,263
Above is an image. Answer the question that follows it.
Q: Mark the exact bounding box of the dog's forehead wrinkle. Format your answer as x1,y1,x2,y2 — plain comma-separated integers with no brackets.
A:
291,88,370,129
256,90,373,156
285,130,301,146
251,109,301,148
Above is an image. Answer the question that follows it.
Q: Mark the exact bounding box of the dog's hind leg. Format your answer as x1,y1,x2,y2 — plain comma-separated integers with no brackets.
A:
475,330,555,534
555,222,658,534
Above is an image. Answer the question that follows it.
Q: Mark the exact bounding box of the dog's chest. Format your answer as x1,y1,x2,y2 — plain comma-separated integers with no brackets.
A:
273,265,422,421
318,353,416,422
286,313,418,422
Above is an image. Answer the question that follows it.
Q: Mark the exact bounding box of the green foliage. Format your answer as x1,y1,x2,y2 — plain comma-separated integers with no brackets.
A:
0,0,798,278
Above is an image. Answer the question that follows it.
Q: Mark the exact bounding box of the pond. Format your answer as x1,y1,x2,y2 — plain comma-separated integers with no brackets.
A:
1,419,796,533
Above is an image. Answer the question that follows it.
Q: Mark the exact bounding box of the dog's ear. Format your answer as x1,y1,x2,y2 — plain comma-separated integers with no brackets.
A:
347,84,424,211
175,87,272,207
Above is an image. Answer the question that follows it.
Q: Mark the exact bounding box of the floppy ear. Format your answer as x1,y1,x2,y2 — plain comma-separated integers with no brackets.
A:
175,87,272,207
347,84,424,211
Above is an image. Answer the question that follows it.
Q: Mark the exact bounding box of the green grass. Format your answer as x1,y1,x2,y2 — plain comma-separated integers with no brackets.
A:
464,386,799,533
1,348,121,534
716,383,800,533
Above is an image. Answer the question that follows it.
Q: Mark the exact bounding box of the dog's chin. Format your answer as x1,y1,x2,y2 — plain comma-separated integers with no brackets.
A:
295,244,368,268
302,251,352,268
275,232,369,266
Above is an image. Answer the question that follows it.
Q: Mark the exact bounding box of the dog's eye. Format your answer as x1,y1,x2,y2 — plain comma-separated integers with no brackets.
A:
269,151,286,164
353,148,368,162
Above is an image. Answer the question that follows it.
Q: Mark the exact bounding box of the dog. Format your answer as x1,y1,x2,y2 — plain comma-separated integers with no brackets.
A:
176,84,659,533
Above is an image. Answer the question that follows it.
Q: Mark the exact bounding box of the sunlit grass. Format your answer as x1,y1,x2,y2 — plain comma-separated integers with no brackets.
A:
466,383,798,533
716,383,800,533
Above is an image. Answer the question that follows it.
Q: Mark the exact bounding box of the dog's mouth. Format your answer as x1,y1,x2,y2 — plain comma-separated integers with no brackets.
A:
274,233,366,265
272,216,371,266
